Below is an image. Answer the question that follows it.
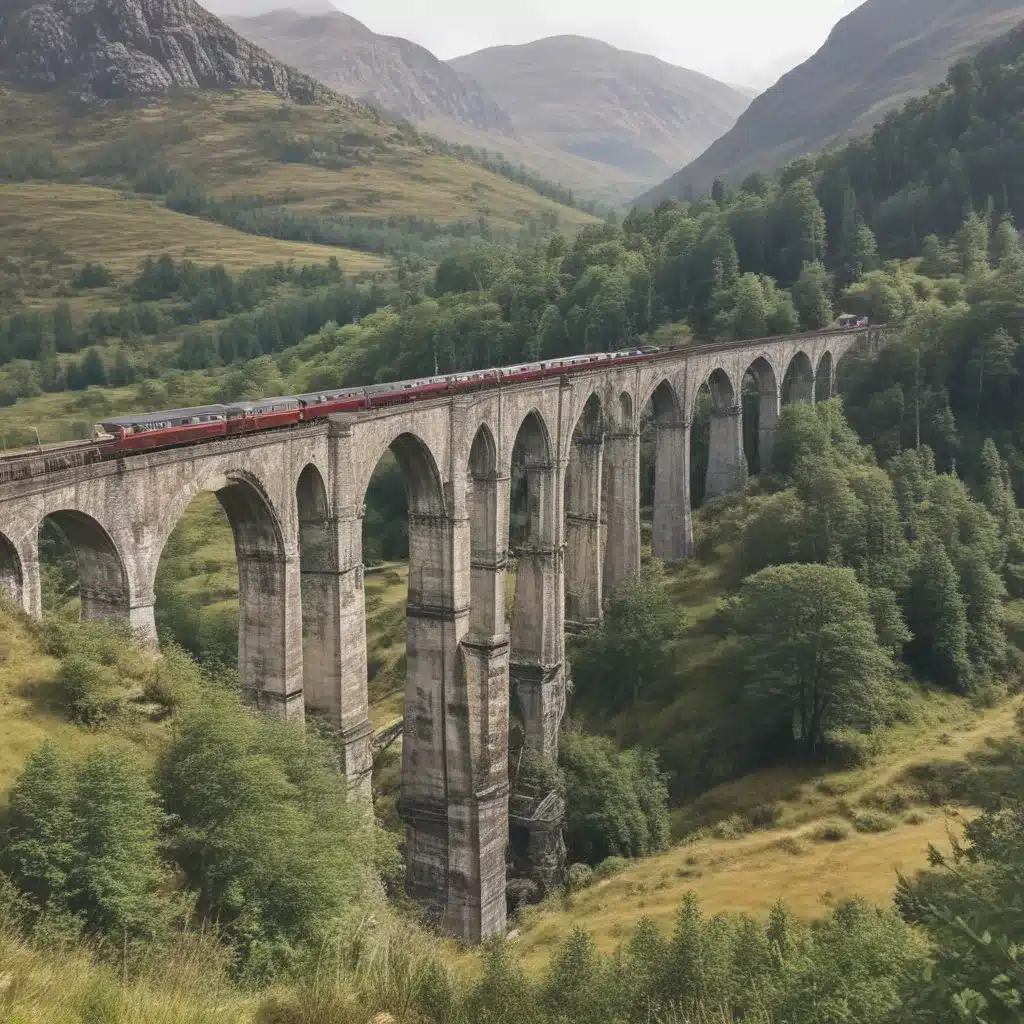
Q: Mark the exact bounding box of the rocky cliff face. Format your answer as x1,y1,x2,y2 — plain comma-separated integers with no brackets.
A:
227,8,514,135
0,0,334,103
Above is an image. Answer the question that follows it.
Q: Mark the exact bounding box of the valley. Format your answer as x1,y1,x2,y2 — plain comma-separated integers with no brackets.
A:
1,0,1024,1020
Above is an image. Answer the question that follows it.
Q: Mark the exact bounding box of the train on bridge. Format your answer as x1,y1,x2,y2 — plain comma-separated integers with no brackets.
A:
0,318,875,486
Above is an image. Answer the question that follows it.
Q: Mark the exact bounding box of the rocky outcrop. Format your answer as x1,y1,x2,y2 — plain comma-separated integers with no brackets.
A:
0,0,335,102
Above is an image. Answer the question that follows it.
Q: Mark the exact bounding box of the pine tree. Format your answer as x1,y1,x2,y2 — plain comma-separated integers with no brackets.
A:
904,540,971,692
792,262,834,329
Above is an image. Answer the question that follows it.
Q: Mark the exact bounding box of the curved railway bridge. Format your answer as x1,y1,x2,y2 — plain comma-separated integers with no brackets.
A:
0,325,881,942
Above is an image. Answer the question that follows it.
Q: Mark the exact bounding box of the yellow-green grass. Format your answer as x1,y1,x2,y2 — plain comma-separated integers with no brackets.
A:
0,182,385,280
510,812,967,969
507,696,1020,969
364,562,411,729
0,87,596,234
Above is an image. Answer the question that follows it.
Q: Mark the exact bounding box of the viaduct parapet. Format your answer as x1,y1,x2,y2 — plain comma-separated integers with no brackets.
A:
0,328,877,941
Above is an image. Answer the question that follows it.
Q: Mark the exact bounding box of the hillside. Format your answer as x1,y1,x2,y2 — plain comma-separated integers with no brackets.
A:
227,8,515,136
638,0,1024,204
449,36,752,205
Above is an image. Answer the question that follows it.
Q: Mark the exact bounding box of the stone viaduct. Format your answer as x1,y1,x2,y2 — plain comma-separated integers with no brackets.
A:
0,327,877,942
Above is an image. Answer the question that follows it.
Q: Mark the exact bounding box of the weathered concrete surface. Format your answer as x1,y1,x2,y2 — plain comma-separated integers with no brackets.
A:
0,327,876,942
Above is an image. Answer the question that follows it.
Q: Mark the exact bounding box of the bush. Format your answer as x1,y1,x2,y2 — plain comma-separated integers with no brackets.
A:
57,655,127,726
565,864,594,893
594,856,629,880
0,742,172,940
558,729,670,865
159,693,389,982
852,810,896,833
70,263,113,290
812,821,851,842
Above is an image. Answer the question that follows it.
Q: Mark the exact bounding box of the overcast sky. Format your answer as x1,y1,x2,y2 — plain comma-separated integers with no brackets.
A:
326,0,866,86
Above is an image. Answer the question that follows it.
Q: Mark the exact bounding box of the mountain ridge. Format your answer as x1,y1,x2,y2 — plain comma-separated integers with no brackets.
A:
226,7,515,136
637,0,1024,205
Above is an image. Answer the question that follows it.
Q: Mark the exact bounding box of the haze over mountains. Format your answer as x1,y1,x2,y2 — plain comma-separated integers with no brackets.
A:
225,8,752,205
640,0,1024,205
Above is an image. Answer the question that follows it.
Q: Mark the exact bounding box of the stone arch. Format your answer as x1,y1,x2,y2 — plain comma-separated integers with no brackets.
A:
508,408,561,759
641,379,690,561
296,463,336,719
153,467,296,715
815,351,834,403
696,368,746,504
742,356,780,475
783,351,815,405
360,430,447,520
616,391,634,432
467,423,502,641
565,394,604,628
40,510,130,623
706,367,737,415
0,530,22,606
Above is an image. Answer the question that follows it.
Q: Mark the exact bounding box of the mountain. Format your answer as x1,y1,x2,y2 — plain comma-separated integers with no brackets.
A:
638,0,1024,205
226,7,515,135
0,0,336,103
449,36,752,204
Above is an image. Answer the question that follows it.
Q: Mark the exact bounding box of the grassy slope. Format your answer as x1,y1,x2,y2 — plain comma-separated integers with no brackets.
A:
0,182,386,281
0,87,596,237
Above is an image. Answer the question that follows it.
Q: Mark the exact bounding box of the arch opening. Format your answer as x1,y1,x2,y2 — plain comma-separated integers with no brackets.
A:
467,424,500,641
297,464,336,719
640,379,690,561
782,351,815,405
815,351,834,404
564,395,604,629
154,473,295,721
358,432,451,917
0,532,22,607
742,357,779,476
39,511,129,623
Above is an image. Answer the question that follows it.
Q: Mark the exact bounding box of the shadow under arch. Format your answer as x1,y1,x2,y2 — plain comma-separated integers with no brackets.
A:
153,468,295,714
508,409,561,760
40,510,129,623
0,531,22,607
564,393,605,628
296,462,338,720
693,368,746,505
359,431,452,924
742,356,780,475
640,378,690,561
783,351,815,405
815,351,834,404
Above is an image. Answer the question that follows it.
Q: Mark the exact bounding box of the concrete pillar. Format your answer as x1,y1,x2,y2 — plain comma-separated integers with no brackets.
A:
300,506,373,793
705,404,747,499
564,436,603,629
651,421,692,561
510,458,564,761
129,599,158,649
446,466,511,940
401,509,467,924
758,386,780,473
602,430,641,598
236,544,305,721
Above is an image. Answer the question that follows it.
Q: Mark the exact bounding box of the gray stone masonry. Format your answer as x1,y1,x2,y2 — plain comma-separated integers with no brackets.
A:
0,328,877,942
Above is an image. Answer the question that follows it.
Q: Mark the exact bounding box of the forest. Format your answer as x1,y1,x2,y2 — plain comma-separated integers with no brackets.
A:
1,19,1024,1024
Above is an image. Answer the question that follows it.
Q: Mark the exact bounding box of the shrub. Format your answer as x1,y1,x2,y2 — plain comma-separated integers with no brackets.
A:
57,655,127,726
594,856,629,880
70,262,113,290
0,742,172,940
159,693,388,982
852,810,896,834
710,814,748,840
812,821,851,842
565,864,594,893
558,729,670,865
